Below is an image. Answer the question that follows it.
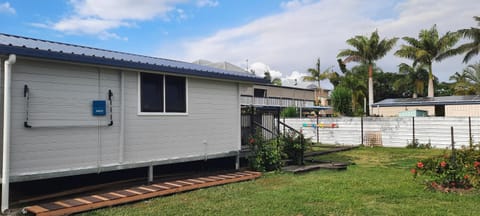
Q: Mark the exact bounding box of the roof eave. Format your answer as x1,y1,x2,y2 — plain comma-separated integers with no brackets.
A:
0,45,266,83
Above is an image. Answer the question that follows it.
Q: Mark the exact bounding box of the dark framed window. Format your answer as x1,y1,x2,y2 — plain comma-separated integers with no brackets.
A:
254,88,266,97
140,72,187,113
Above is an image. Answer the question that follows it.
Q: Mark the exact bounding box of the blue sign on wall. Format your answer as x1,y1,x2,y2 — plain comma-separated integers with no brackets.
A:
92,100,107,116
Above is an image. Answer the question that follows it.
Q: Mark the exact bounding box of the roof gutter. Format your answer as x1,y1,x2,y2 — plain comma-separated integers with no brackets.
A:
2,54,16,213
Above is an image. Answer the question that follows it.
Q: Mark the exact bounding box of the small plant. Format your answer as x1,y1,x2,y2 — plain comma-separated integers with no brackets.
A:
280,107,299,118
281,130,311,165
412,147,480,191
248,130,283,172
406,139,432,149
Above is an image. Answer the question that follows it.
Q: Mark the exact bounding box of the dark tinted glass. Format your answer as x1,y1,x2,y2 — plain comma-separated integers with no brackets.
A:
141,73,164,112
165,75,186,112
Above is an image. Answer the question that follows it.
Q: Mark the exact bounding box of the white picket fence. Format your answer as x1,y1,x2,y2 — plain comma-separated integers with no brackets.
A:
284,117,480,148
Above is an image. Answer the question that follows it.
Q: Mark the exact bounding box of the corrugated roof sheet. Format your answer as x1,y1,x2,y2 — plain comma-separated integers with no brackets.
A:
373,95,480,107
0,33,267,83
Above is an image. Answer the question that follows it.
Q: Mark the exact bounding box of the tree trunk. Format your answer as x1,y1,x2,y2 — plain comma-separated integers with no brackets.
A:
368,64,374,116
428,64,434,98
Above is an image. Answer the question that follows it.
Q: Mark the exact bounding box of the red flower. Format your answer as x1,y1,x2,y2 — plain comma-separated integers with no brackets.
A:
464,175,469,179
249,138,255,144
417,162,424,169
440,161,447,168
410,169,417,174
474,161,480,168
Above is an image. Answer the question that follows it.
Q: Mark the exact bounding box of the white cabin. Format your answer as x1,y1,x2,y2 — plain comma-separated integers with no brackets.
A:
0,33,266,211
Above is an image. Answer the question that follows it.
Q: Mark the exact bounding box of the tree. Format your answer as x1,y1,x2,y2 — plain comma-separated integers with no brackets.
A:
264,71,272,82
452,16,480,63
463,62,480,94
303,58,332,105
271,78,282,86
337,30,398,115
449,71,474,95
331,86,352,116
303,58,331,88
393,63,429,98
264,71,282,86
395,25,460,98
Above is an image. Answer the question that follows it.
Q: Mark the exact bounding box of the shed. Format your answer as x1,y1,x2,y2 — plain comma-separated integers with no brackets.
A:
0,33,266,211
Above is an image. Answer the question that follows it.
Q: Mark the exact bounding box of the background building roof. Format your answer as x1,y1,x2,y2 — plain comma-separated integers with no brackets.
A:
373,95,480,107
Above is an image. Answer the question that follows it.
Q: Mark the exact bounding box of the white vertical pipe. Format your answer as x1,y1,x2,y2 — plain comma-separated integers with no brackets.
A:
148,165,153,183
119,71,125,164
2,54,16,213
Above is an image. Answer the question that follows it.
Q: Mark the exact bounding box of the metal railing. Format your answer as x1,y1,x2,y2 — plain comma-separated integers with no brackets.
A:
241,95,315,108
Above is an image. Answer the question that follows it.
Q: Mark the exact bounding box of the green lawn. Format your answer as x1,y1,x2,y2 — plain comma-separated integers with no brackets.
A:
82,147,480,216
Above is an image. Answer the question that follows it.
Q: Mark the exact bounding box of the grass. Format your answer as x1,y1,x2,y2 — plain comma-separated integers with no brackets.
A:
82,147,480,216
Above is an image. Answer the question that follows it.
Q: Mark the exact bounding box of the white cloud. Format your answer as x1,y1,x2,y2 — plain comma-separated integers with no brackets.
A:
280,0,313,10
163,0,480,84
39,0,187,39
249,62,283,79
197,0,219,8
52,17,129,40
0,2,15,14
71,0,186,20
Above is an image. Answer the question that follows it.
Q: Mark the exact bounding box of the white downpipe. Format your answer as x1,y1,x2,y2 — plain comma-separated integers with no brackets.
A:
119,71,125,164
2,54,16,213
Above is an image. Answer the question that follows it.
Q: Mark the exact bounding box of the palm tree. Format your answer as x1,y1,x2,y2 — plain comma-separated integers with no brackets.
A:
337,30,398,115
463,62,480,94
303,58,332,105
449,71,474,95
452,16,480,63
394,63,429,98
395,25,460,98
303,58,332,88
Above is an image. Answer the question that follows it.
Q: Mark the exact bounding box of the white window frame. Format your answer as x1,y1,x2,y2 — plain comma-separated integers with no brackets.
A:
137,72,189,116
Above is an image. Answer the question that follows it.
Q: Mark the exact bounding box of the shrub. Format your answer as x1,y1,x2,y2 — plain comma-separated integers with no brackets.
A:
248,130,284,172
281,131,310,165
331,87,352,116
412,147,480,190
406,139,432,149
280,107,299,118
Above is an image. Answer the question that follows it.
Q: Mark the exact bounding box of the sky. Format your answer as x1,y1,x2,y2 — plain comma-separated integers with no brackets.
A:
0,0,479,89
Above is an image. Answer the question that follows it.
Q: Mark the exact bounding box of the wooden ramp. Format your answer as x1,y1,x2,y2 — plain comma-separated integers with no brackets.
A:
25,171,261,216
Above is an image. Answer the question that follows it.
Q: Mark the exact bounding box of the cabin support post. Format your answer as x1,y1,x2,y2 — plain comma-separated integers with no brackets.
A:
148,165,154,183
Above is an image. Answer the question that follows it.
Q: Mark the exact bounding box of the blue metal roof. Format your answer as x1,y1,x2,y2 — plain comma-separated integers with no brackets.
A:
0,33,267,83
373,95,480,107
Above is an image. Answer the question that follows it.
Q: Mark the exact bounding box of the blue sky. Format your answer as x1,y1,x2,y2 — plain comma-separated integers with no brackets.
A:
0,0,479,89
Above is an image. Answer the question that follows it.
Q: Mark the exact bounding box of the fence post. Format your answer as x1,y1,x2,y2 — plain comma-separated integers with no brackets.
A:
469,116,472,149
412,117,415,143
316,113,319,144
451,126,456,162
361,117,364,145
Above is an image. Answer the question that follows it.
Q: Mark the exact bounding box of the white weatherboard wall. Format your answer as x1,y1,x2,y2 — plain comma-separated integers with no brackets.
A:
2,58,240,182
285,117,480,148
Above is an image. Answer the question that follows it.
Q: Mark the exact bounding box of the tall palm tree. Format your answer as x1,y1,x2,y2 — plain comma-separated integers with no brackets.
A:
395,25,460,98
303,58,332,105
303,58,332,88
337,30,398,115
452,16,480,63
394,63,429,98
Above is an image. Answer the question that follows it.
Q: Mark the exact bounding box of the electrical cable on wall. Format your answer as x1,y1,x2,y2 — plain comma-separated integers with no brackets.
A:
108,89,113,126
23,85,32,128
23,84,114,128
